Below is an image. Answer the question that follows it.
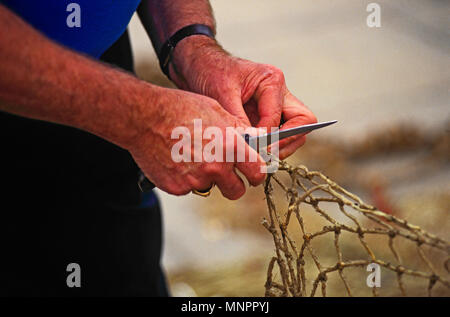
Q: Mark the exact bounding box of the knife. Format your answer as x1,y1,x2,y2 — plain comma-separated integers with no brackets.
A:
138,120,337,192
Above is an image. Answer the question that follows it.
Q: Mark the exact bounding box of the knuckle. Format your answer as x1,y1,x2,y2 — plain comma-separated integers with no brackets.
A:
236,161,263,185
169,185,191,196
254,172,267,185
227,183,245,200
229,191,244,200
199,94,221,110
307,110,318,124
248,169,266,186
208,98,223,110
187,175,211,191
203,163,222,177
264,65,285,83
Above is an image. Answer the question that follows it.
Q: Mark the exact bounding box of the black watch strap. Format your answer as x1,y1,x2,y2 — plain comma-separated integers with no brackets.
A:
158,24,215,78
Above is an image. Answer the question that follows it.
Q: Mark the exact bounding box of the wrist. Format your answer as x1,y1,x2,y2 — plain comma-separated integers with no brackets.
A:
92,75,161,151
119,81,168,150
169,35,229,90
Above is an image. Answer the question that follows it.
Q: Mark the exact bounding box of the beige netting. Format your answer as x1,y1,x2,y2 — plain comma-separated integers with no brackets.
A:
263,161,450,297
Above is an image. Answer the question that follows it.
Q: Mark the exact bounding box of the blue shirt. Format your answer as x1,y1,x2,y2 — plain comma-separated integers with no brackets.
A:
1,0,141,58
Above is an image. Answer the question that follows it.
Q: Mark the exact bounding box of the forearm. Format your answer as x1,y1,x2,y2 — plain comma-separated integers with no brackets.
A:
0,5,160,149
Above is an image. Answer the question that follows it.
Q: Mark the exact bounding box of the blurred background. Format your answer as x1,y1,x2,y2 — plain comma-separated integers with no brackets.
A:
128,0,449,296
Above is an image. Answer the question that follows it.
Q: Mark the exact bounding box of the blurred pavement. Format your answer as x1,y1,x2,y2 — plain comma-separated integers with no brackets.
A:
127,0,449,272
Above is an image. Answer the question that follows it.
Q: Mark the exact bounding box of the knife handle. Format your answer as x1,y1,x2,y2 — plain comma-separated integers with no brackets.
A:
244,133,250,144
138,172,155,192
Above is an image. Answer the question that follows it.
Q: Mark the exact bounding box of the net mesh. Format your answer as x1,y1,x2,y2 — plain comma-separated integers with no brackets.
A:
263,160,450,297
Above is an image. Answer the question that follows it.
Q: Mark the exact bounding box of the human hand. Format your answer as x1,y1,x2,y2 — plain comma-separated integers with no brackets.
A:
170,37,317,159
126,86,267,200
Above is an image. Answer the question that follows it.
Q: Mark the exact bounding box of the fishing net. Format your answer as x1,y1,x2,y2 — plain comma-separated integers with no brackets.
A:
263,160,450,297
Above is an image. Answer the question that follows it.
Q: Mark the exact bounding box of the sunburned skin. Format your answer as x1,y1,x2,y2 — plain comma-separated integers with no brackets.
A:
0,5,266,201
129,87,267,198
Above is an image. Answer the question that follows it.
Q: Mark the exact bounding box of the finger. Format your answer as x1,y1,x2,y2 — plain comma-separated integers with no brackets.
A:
254,86,283,129
254,73,284,129
277,92,317,150
276,120,307,150
214,169,246,200
243,98,260,127
157,175,194,196
232,131,267,186
278,135,307,159
186,173,214,192
196,161,246,199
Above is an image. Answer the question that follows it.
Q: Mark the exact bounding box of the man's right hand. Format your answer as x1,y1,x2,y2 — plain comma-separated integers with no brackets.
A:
127,87,267,200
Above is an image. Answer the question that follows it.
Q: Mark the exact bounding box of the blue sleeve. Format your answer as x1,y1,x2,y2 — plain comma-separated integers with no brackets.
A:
1,0,141,58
